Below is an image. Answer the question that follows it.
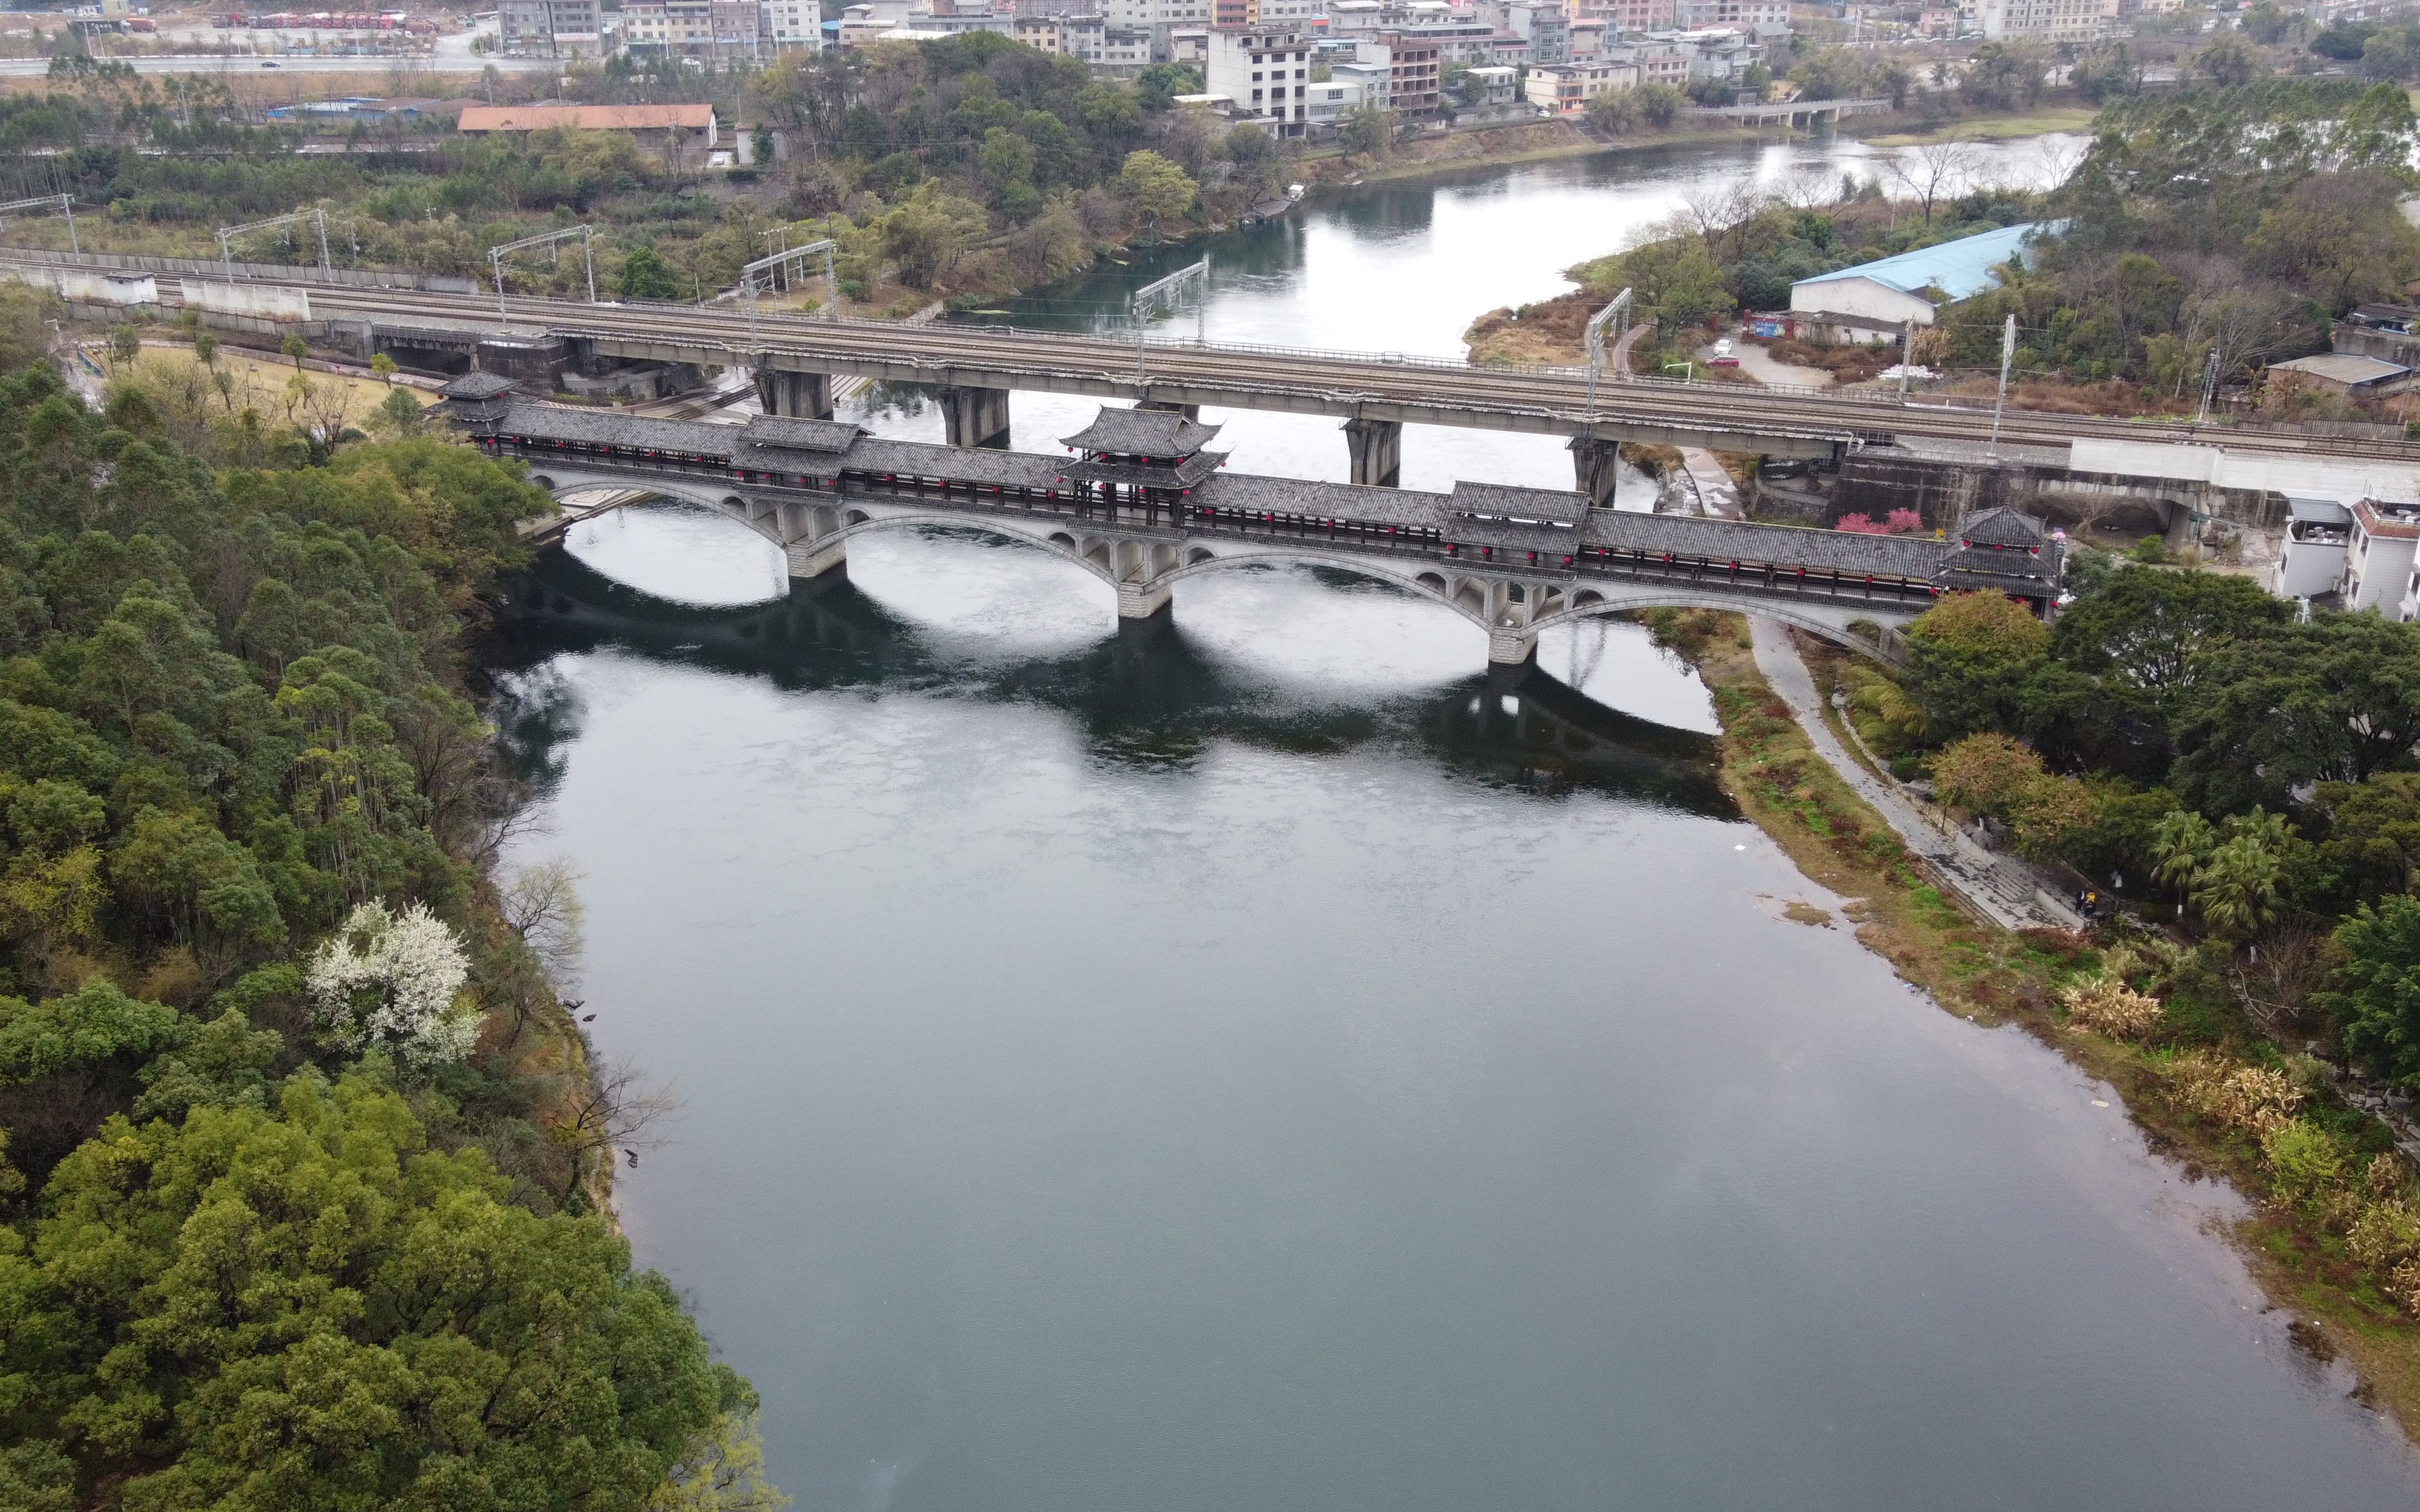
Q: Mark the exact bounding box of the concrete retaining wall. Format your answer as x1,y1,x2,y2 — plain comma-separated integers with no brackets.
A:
0,245,476,294
181,279,311,322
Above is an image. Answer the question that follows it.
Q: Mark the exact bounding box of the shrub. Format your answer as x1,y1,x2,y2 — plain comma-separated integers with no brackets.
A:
2061,973,2164,1039
2165,1049,2303,1133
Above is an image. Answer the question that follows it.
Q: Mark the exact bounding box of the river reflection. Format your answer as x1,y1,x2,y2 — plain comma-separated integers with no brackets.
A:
492,501,2420,1512
493,530,1734,815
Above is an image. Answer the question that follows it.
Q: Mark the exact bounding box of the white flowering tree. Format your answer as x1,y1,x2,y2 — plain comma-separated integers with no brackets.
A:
306,900,478,1066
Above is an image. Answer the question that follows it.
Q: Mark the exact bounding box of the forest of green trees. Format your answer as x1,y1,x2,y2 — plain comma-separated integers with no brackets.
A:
0,288,777,1510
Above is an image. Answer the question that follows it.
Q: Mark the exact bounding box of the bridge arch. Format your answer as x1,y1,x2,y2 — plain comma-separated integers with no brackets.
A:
1146,543,1504,634
1528,588,1911,664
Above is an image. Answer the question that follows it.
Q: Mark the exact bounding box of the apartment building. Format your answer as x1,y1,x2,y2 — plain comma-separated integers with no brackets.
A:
1978,0,2102,40
620,0,766,57
1371,30,1441,113
1476,0,1566,63
1675,0,1789,28
1577,0,1675,33
1205,25,1311,134
500,0,602,56
764,0,825,48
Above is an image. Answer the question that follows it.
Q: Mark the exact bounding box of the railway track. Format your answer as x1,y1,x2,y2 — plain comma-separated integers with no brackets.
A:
22,248,2415,467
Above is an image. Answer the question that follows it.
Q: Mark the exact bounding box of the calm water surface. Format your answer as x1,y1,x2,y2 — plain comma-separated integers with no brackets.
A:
497,138,2420,1512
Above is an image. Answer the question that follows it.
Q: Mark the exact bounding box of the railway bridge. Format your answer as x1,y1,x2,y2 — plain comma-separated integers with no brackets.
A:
7,246,2417,517
444,376,2064,670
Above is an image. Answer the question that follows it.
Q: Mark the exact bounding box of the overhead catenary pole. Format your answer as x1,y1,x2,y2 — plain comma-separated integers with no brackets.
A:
738,237,838,344
1128,258,1209,385
216,208,330,277
2195,347,2220,424
1988,312,2015,459
1897,318,1915,405
0,194,76,254
1584,286,1632,415
486,225,600,318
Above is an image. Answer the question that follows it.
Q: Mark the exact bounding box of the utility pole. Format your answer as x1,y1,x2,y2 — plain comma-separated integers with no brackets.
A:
1896,318,1914,405
2195,347,2220,424
1988,312,2015,459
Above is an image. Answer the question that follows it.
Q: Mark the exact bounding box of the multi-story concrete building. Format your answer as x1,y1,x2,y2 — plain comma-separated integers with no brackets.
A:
1675,0,1788,28
1305,74,1372,126
764,0,825,49
1978,0,2101,40
1477,0,1566,63
500,0,603,57
1523,57,1640,112
620,0,767,57
1368,30,1441,113
1206,25,1312,134
1578,0,1675,34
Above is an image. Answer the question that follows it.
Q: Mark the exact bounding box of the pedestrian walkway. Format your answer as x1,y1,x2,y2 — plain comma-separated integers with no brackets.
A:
1749,617,2080,933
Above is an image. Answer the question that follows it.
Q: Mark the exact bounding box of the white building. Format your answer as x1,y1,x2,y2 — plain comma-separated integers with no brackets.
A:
2342,499,2420,617
1789,223,2046,343
1978,0,2101,40
1523,57,1639,113
1305,75,1372,126
1206,26,1312,135
765,0,825,48
1476,0,1565,63
2270,498,2353,602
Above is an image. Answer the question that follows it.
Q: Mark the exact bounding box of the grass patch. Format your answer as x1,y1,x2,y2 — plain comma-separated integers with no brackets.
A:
1644,605,2420,1443
1860,106,2099,146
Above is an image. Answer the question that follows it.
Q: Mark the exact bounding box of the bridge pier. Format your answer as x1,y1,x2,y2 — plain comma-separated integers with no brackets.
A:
755,367,834,421
940,385,1011,449
1569,437,1623,512
784,536,847,583
1117,581,1173,620
1345,417,1402,488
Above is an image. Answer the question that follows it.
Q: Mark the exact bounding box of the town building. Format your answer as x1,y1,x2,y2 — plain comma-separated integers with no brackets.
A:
1978,0,2102,40
1788,221,2048,342
1477,0,1566,62
500,0,603,57
1578,0,1677,32
457,103,722,152
1524,57,1640,113
2266,352,2419,399
1675,0,1789,28
1366,31,1443,113
2270,498,2354,602
618,0,766,56
2339,499,2420,617
765,0,825,48
1206,25,1313,133
1305,74,1373,125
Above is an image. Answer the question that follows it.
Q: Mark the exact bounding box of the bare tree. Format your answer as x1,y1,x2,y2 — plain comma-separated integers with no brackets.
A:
501,856,587,991
548,1053,678,1207
1677,178,1766,262
1882,140,1979,223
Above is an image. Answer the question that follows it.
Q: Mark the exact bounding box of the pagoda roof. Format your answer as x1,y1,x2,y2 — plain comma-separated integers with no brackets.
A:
1060,405,1221,457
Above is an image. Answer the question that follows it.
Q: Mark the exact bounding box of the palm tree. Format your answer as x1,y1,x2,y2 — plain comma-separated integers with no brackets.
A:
2193,834,2282,940
2152,810,2214,898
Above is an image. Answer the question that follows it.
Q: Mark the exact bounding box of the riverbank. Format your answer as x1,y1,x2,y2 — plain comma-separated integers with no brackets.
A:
1646,606,2420,1447
1856,105,2098,146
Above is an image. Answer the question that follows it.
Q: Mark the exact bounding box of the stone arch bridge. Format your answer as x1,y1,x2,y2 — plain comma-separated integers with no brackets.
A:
528,460,1924,667
451,383,2064,672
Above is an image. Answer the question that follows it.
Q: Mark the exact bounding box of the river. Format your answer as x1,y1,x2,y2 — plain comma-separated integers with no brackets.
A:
494,133,2420,1512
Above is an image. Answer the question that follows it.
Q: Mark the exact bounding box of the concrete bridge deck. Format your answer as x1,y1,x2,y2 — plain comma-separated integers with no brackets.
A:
6,243,2409,474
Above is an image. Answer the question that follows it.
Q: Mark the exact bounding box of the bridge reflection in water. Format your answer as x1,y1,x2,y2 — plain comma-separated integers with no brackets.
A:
490,537,1737,819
